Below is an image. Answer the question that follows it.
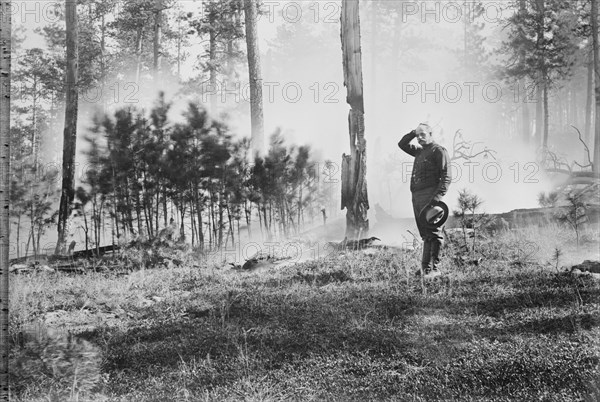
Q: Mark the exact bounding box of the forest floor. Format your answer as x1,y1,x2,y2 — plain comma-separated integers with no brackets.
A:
8,224,600,401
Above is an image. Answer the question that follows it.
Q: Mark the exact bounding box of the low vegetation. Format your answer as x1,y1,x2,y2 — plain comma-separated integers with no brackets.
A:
9,225,600,401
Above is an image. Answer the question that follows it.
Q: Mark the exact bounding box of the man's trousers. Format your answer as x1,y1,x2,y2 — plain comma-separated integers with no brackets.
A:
412,188,444,271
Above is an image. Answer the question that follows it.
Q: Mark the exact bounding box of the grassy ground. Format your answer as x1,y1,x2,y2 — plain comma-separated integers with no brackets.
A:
9,225,600,401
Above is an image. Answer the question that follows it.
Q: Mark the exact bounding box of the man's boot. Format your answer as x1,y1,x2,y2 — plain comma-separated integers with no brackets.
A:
416,240,432,276
425,240,442,278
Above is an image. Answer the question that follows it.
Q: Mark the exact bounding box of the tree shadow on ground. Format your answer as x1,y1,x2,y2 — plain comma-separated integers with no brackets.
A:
76,271,600,397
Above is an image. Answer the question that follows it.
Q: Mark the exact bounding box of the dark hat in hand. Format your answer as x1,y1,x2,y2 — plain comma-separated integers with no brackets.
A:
419,201,449,227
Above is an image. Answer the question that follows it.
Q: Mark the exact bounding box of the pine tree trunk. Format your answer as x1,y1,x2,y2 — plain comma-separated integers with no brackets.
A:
153,0,162,80
177,15,182,79
111,168,120,241
16,216,21,258
585,57,593,150
0,1,11,395
135,188,143,236
262,204,268,239
340,0,369,240
196,190,204,249
521,82,530,143
519,0,530,143
163,187,168,227
245,200,252,238
297,184,302,231
570,83,577,126
55,0,79,254
25,228,32,259
100,13,107,113
135,26,143,83
32,77,38,169
535,82,544,147
190,198,196,247
244,0,264,156
257,202,263,238
535,0,545,148
226,204,234,247
592,0,600,174
179,200,186,239
82,209,89,251
542,81,549,149
156,192,161,231
557,87,563,129
370,1,377,133
218,192,224,248
209,2,218,113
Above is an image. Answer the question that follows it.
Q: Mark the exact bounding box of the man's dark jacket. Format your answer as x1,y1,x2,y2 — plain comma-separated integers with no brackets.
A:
398,131,451,203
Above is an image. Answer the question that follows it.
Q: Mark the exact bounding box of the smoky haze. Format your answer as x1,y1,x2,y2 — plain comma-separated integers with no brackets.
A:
249,1,552,221
11,0,594,257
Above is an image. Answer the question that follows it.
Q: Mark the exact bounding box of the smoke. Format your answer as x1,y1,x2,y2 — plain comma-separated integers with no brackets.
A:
252,1,567,218
12,0,595,258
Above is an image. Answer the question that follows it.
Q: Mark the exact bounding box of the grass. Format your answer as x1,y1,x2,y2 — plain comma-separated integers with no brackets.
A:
8,224,600,401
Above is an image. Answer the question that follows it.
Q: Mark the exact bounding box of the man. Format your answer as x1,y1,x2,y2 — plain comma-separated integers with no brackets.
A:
398,123,451,278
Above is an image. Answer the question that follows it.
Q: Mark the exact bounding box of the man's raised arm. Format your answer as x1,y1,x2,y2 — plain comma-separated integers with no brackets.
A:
398,130,419,157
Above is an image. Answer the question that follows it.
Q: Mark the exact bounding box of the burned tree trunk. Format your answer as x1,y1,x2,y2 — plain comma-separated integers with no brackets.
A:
340,0,368,240
55,0,79,254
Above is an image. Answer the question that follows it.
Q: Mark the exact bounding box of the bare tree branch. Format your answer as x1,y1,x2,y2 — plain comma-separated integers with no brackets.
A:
451,130,497,161
570,125,594,171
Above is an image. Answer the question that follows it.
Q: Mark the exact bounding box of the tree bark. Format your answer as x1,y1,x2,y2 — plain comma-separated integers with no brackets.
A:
569,82,577,126
535,80,544,147
370,1,377,133
592,0,600,174
542,82,549,149
100,12,107,113
135,26,143,84
535,0,545,148
585,57,593,150
518,0,530,143
0,0,11,396
244,0,264,156
208,1,218,113
340,0,368,240
153,0,162,80
55,0,79,254
521,83,530,143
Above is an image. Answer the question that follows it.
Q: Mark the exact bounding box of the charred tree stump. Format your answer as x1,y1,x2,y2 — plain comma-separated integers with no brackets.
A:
340,0,369,240
55,0,79,255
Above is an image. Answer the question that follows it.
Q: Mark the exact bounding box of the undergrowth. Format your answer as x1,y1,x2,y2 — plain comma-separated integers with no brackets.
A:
8,225,600,401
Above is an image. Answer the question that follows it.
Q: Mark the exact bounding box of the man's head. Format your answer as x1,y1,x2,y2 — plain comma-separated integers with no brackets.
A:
416,123,433,146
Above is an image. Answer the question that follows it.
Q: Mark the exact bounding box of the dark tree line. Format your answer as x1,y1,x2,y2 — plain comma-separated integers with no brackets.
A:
72,93,327,252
